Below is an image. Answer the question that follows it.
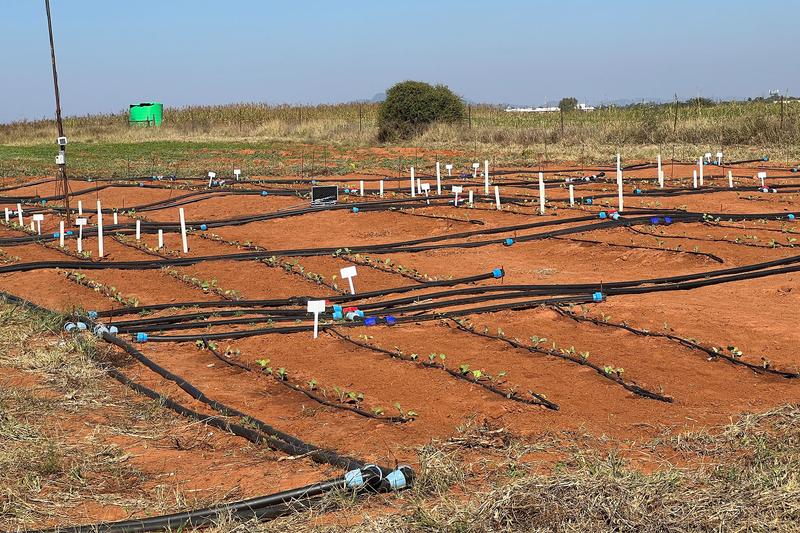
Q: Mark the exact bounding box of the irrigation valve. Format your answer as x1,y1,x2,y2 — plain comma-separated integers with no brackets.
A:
307,300,326,339
340,266,358,295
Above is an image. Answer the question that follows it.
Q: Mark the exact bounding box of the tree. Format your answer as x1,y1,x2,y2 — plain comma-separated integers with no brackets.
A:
559,97,578,112
378,81,465,142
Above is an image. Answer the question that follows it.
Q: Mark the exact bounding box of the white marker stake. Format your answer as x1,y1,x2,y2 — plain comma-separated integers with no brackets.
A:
96,201,104,258
59,221,64,247
4,208,8,223
472,163,479,180
421,183,430,205
468,190,474,206
307,300,326,340
693,170,698,189
359,180,364,196
436,162,442,195
484,160,490,195
76,218,87,253
207,172,216,188
32,214,44,235
658,170,665,188
569,184,575,206
78,200,83,216
340,266,357,295
657,154,662,177
135,219,141,240
757,171,767,188
494,185,501,210
416,178,421,195
616,171,624,212
410,167,416,197
699,158,704,186
452,185,463,207
113,212,118,225
716,152,723,165
234,169,241,181
179,208,188,254
379,180,384,198
16,203,23,226
728,170,734,188
538,172,546,215
158,229,164,249
445,164,453,177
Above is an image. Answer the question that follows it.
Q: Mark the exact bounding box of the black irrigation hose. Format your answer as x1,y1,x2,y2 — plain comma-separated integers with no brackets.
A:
550,306,799,379
327,328,560,410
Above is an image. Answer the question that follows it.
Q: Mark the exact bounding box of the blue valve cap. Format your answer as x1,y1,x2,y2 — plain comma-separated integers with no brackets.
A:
66,230,73,235
610,212,620,220
333,304,343,313
592,291,603,302
492,268,504,278
650,217,660,225
344,188,351,194
364,317,377,326
633,188,642,195
135,332,148,343
789,214,796,221
598,212,607,219
332,311,343,320
200,224,208,231
260,191,268,196
664,216,673,225
503,238,514,246
385,316,397,325
108,326,119,334
352,207,359,213
584,198,593,205
88,310,98,319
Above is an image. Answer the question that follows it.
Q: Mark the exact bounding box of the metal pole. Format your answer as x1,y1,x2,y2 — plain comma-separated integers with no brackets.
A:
45,0,71,223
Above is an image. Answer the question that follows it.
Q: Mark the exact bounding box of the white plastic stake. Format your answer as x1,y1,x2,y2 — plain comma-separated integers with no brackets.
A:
16,203,23,226
340,266,357,295
445,164,453,177
569,184,575,206
179,208,188,254
158,229,164,248
494,185,501,210
657,154,662,177
76,218,87,253
616,170,624,212
59,221,64,247
484,160,490,195
135,219,141,240
716,152,723,165
359,180,364,196
421,183,430,205
699,158,704,186
468,190,474,206
379,180,384,198
538,172,546,214
472,162,479,180
410,167,416,197
96,201,104,257
32,214,44,235
658,170,665,188
693,170,698,189
207,171,216,188
234,169,241,180
452,185,463,206
307,300,326,339
416,178,421,195
757,171,767,188
77,200,83,216
4,208,8,223
728,170,734,188
435,162,442,195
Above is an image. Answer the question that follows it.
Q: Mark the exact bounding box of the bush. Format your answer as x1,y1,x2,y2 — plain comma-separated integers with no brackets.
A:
378,81,465,142
559,97,578,112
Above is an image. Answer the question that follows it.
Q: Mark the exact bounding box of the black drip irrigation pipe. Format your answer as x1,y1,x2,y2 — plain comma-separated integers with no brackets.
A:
0,291,414,533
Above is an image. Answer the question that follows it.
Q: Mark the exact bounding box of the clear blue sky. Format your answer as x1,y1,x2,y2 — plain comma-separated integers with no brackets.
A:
1,0,797,123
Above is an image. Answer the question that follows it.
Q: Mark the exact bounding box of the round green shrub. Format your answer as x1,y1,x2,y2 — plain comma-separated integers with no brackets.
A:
378,81,465,142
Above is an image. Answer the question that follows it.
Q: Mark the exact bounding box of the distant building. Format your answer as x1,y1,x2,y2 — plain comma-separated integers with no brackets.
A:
505,103,595,113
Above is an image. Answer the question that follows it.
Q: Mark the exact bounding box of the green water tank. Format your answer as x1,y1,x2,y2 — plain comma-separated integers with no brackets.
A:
129,102,163,126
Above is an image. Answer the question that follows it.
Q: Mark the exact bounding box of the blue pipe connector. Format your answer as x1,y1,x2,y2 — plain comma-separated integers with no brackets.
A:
492,268,504,278
633,188,642,195
763,156,770,161
364,317,377,326
610,212,620,220
584,197,593,205
260,191,268,196
332,311,343,320
345,469,365,489
135,332,148,343
650,217,660,225
352,207,359,213
88,310,98,319
503,238,514,246
108,326,119,334
664,217,673,225
592,291,604,302
385,316,397,325
200,224,208,231
64,322,77,333
788,214,796,221
386,467,409,491
344,188,351,194
598,212,607,219
76,322,87,331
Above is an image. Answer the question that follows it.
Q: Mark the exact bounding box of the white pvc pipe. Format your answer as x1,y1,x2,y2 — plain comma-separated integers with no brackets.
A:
494,185,501,210
657,154,662,176
135,219,141,240
78,200,82,216
179,208,188,254
617,171,624,212
569,184,575,206
16,203,23,226
468,190,474,206
484,160,490,195
379,180,384,198
4,208,8,223
693,170,698,189
359,180,364,196
410,167,415,197
538,172,546,214
699,158,704,186
658,170,664,188
436,162,441,195
728,170,733,188
59,221,64,247
158,229,164,249
96,201,104,258
416,178,421,194
113,212,118,225
77,226,83,253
